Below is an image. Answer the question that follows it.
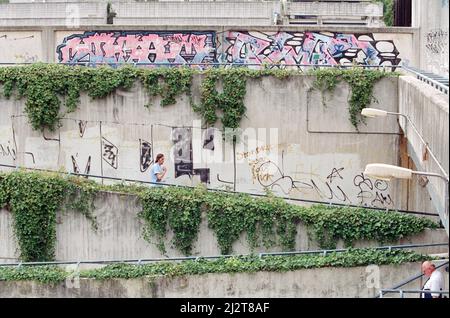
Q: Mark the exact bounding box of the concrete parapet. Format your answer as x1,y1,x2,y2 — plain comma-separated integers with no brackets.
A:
0,262,448,297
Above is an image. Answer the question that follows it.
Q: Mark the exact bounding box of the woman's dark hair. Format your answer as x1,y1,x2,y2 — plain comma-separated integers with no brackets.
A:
155,153,164,163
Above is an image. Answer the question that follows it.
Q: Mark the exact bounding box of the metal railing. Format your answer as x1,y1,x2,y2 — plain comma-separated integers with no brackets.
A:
376,260,449,298
0,242,447,268
401,65,449,95
0,162,441,217
379,289,449,298
1,61,447,94
0,62,401,69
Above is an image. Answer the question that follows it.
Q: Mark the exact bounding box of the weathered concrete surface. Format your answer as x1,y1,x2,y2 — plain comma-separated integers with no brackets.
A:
398,76,449,234
112,1,280,26
0,262,448,298
0,2,107,27
412,0,449,77
0,191,447,262
0,76,407,210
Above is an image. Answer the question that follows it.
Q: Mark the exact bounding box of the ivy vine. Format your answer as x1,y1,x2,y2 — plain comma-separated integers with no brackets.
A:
0,171,98,262
0,64,393,133
0,249,432,284
138,186,204,255
0,171,438,261
309,68,398,130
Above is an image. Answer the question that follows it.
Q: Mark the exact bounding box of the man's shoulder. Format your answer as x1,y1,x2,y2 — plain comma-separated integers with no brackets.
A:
431,270,444,281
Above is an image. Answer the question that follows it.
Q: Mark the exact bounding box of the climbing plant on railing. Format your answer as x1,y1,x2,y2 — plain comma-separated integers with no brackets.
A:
0,170,439,260
0,249,432,284
309,68,397,130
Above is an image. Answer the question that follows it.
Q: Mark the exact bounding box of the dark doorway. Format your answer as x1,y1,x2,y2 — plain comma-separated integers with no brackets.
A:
395,0,412,26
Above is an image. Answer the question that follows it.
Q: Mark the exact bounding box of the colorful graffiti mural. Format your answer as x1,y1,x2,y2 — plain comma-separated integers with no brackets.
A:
56,31,217,66
56,30,401,67
221,31,401,67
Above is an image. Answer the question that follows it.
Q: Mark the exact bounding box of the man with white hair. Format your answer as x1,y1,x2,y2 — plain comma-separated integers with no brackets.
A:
421,261,445,298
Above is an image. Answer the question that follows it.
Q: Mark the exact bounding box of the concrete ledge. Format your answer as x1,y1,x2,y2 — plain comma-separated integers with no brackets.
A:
1,262,448,297
398,75,449,234
0,190,447,262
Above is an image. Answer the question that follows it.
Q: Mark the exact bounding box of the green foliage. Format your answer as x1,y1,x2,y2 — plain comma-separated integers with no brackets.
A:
0,266,67,284
301,205,438,250
0,171,438,261
376,0,394,26
0,171,98,261
0,65,395,132
309,68,396,130
192,68,248,130
81,249,429,280
140,67,193,107
0,249,431,284
139,185,437,255
138,186,204,255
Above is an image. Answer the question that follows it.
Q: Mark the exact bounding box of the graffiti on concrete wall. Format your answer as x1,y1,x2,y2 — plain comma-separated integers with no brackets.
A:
102,137,119,169
3,115,395,207
353,173,393,207
0,141,16,161
425,28,449,75
139,139,153,173
248,156,393,208
71,155,91,175
56,30,402,68
221,31,401,67
172,127,210,183
56,31,217,66
426,29,449,55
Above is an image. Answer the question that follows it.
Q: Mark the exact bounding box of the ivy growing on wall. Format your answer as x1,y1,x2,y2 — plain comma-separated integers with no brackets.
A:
0,64,393,133
0,171,98,262
0,249,431,284
309,68,398,130
0,171,438,261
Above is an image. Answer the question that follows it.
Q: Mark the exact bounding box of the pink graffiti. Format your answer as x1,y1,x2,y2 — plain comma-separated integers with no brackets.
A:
56,31,216,66
223,31,400,67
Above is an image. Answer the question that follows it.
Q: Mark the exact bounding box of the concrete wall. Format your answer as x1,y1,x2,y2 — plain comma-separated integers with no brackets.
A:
0,191,447,262
0,262,448,297
0,26,416,67
412,0,449,76
112,1,280,26
0,1,384,27
0,2,107,27
398,75,449,234
0,75,410,210
284,1,383,26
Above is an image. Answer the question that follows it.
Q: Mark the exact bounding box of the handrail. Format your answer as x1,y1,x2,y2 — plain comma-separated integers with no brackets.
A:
376,260,449,298
401,65,449,94
0,162,441,217
0,242,447,267
0,62,401,69
2,62,446,95
379,289,449,298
